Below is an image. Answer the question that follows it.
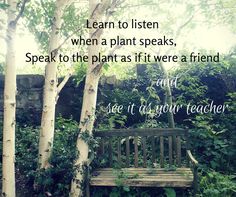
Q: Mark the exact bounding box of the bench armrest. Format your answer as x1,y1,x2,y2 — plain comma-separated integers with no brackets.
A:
187,150,199,195
83,159,92,166
187,150,198,167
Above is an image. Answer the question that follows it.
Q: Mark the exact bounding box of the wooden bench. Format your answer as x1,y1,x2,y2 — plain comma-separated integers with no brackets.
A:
88,128,198,196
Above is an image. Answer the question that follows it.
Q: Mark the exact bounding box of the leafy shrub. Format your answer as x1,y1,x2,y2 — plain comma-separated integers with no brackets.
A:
33,117,79,197
188,93,236,173
15,126,39,195
0,117,79,197
199,171,236,197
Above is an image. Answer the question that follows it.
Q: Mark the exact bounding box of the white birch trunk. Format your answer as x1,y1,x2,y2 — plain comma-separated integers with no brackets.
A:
2,0,17,196
160,62,175,128
38,0,71,169
70,0,110,196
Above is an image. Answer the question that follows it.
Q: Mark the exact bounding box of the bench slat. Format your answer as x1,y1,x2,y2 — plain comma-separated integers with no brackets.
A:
177,136,181,167
91,168,193,188
168,136,173,165
101,138,105,155
108,138,112,167
117,137,121,166
92,174,193,178
126,137,130,167
93,172,193,177
94,168,192,172
94,128,187,137
134,136,138,168
142,137,147,167
90,179,193,187
151,137,156,164
160,136,164,168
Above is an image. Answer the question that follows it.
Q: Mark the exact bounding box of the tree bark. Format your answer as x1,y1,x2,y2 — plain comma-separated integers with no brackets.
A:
70,0,110,196
38,0,71,169
2,0,17,196
159,62,175,128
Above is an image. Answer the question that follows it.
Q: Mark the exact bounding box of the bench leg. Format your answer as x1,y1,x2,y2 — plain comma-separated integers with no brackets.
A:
84,161,90,197
193,167,198,197
86,183,90,197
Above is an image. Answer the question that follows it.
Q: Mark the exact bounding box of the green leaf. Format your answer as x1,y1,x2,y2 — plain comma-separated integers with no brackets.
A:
0,2,9,10
123,186,130,192
164,188,176,197
103,63,110,71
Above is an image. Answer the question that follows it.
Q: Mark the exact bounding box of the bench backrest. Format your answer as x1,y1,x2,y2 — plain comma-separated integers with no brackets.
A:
94,128,189,168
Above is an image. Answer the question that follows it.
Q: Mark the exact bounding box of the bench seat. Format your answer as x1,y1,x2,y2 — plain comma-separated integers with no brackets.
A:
90,168,194,188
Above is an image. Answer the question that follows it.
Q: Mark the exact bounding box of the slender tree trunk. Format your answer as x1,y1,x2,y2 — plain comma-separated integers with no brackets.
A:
159,62,177,158
38,0,71,169
70,0,110,196
2,1,17,196
159,62,175,128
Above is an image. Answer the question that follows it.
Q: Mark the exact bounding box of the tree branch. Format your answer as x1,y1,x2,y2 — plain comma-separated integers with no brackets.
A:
56,66,75,101
164,13,196,56
90,0,111,38
92,44,122,75
13,0,30,25
51,26,83,56
175,15,195,39
90,0,124,75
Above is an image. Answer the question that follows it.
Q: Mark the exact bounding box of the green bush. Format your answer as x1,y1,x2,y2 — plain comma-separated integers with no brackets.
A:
33,117,79,197
188,93,236,173
199,171,236,197
0,117,79,197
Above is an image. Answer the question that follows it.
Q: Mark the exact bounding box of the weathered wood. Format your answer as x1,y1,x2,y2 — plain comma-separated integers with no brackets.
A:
95,168,192,172
86,183,90,197
101,138,105,154
86,168,90,197
126,137,130,167
108,138,112,167
193,166,198,196
117,138,121,166
151,137,156,163
177,136,181,167
92,128,198,193
187,150,198,166
90,168,193,188
160,136,164,168
94,128,187,137
93,174,193,179
185,130,190,150
92,170,193,180
142,137,147,167
90,178,193,187
185,130,190,167
134,137,138,168
168,136,173,165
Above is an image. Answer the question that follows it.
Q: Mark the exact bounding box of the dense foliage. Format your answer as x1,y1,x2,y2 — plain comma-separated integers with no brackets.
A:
0,117,79,197
0,54,235,196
